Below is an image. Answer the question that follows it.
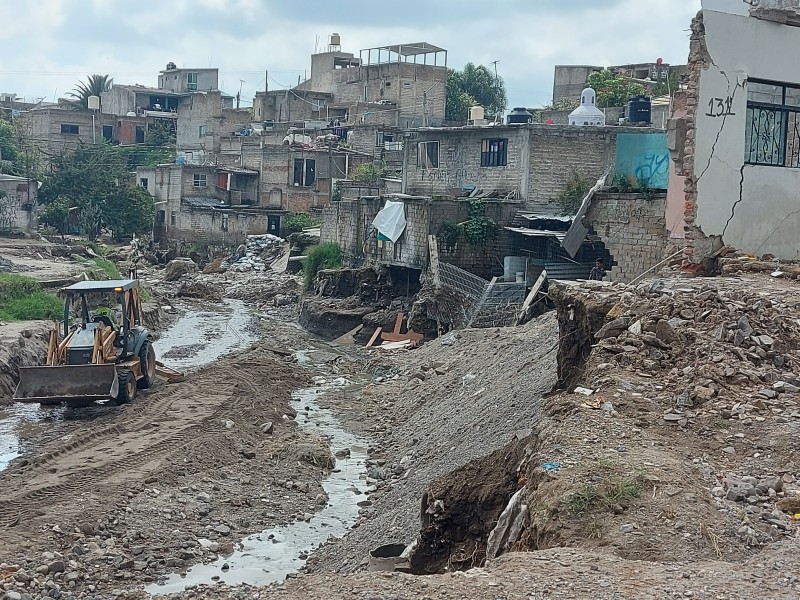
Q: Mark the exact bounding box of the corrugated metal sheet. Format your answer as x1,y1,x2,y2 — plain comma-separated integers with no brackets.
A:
561,170,611,258
544,261,594,281
504,227,567,242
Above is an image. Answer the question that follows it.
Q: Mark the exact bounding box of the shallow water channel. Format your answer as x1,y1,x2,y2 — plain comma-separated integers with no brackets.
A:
149,373,369,594
0,299,254,473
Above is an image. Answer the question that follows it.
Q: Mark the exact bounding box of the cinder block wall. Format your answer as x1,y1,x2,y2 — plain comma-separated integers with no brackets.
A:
586,192,668,283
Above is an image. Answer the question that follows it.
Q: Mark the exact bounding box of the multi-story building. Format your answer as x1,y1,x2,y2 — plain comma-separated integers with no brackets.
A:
253,35,447,128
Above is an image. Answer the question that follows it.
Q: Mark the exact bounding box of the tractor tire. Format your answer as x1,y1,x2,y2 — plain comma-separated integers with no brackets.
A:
116,370,137,405
137,340,156,390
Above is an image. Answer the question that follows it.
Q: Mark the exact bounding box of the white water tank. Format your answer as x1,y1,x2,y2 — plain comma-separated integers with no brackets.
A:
469,105,485,122
504,256,528,283
87,95,100,111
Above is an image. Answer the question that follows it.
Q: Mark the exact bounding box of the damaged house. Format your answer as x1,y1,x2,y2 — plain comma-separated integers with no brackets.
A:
670,0,800,264
323,121,672,291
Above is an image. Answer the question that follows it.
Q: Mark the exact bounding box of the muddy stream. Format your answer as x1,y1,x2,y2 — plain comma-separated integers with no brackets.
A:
0,298,372,594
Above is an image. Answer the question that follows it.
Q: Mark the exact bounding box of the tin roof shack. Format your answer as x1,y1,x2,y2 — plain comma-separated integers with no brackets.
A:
321,195,516,280
137,164,270,244
0,175,37,233
670,0,800,265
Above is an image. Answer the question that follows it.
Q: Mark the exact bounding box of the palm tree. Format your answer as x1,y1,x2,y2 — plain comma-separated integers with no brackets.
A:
69,74,114,109
446,63,507,121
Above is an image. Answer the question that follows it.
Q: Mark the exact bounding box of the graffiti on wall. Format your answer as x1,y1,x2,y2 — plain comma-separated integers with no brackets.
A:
615,133,670,190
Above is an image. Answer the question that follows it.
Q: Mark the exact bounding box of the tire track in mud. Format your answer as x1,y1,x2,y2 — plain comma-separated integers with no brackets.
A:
0,381,235,527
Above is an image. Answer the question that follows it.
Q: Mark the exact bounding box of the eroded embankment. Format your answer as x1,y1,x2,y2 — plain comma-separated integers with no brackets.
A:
411,276,800,575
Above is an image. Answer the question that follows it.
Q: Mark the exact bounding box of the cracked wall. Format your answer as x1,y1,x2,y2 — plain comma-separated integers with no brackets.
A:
677,1,800,263
673,0,800,263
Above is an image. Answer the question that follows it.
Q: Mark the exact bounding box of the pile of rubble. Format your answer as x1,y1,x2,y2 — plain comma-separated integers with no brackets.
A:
549,276,800,546
221,234,285,273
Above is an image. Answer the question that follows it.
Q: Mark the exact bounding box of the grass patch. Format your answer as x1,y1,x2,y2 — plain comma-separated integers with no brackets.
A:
586,518,607,540
567,477,642,515
80,257,122,280
284,212,322,235
0,275,62,322
568,484,600,514
303,243,343,291
602,479,642,508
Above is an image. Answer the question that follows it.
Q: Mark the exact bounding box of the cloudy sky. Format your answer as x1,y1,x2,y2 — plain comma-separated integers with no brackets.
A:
0,0,701,109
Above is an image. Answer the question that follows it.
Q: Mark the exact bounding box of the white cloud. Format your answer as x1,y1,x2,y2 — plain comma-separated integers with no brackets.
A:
0,0,701,107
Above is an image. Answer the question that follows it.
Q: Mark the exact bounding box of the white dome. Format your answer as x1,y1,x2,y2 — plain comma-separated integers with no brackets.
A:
569,87,605,126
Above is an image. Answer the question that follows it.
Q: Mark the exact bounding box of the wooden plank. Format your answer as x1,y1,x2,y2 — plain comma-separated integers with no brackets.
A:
393,311,404,334
428,235,441,288
380,331,424,343
366,327,383,347
515,269,548,326
333,324,363,345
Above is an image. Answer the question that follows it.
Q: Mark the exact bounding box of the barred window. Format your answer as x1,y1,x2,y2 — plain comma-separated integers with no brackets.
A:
481,138,508,167
745,80,800,167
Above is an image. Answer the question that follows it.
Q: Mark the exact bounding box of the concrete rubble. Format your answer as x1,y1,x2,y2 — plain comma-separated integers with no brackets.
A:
221,234,285,273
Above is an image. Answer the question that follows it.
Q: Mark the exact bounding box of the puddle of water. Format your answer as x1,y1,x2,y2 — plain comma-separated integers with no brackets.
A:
0,404,50,471
148,378,369,594
156,299,256,371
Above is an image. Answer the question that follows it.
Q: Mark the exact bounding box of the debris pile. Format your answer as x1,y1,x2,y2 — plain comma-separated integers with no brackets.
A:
222,234,285,273
548,276,800,548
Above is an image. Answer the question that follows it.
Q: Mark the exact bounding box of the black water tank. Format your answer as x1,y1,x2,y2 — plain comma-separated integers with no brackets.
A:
507,107,533,125
627,96,652,124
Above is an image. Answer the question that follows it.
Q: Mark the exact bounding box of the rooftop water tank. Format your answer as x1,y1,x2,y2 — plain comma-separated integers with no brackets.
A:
330,33,341,46
627,95,652,124
469,105,485,122
87,95,100,111
507,107,533,124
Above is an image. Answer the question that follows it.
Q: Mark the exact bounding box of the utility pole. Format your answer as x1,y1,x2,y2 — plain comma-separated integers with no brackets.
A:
490,60,502,123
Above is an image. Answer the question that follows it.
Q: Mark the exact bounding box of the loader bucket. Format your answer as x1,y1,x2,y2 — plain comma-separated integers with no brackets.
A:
14,364,119,405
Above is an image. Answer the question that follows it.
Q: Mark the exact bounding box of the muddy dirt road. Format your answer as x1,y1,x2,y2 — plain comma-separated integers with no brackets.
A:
0,296,372,599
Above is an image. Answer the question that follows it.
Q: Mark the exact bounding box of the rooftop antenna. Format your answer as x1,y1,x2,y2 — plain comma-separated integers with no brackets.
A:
315,35,320,54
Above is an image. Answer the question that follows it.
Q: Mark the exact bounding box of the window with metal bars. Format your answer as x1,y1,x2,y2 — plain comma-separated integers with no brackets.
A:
745,80,800,167
480,138,508,167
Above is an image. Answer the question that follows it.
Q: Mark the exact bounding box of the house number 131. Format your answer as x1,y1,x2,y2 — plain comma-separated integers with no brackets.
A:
706,97,735,117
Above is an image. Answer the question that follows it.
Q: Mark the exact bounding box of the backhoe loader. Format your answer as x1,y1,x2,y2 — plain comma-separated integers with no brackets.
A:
14,279,161,406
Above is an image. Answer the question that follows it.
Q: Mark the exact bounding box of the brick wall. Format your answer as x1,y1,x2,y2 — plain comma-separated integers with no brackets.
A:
404,127,529,198
585,192,669,283
527,127,616,208
170,207,271,245
321,196,517,279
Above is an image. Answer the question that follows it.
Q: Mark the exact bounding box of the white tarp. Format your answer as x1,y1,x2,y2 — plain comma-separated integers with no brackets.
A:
372,200,407,243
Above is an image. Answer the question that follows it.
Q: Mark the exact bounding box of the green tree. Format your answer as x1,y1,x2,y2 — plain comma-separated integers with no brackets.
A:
586,69,645,108
446,63,507,121
40,197,70,236
146,121,176,147
39,143,153,241
103,186,155,242
652,72,679,98
69,74,113,109
0,121,20,174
